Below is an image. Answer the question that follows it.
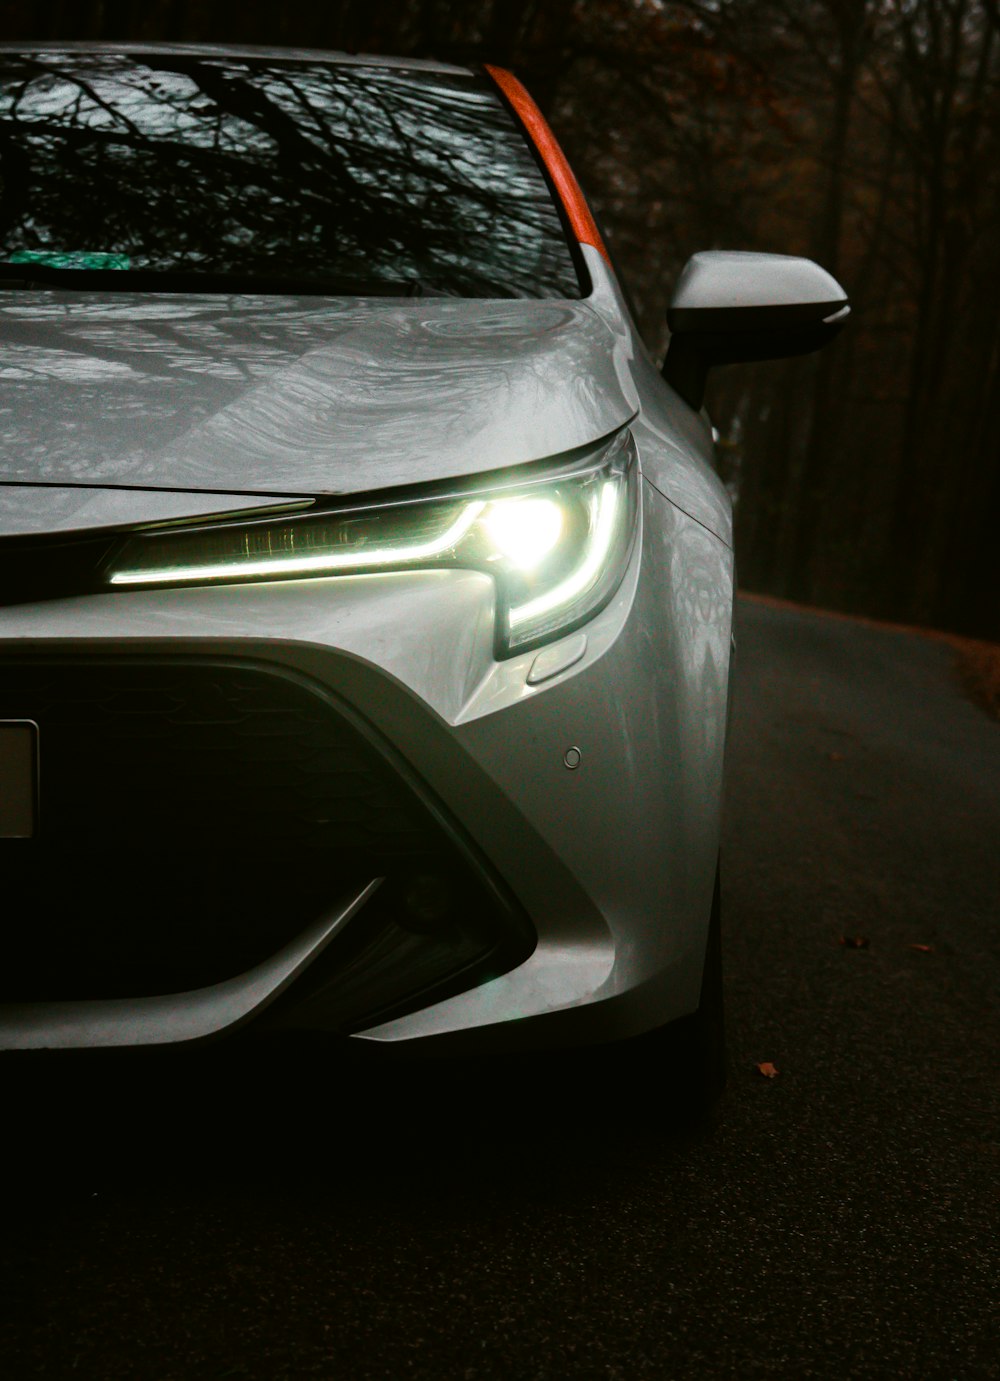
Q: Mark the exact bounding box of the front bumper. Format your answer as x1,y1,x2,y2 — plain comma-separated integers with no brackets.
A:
0,480,733,1054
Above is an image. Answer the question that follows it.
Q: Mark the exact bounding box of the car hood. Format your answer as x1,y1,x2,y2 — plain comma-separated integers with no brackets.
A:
0,293,637,498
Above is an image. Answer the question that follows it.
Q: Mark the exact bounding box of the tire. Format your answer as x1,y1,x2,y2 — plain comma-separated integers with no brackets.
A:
686,859,726,1102
625,859,726,1116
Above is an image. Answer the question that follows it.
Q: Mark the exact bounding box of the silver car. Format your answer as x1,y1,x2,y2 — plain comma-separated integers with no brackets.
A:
0,45,847,1094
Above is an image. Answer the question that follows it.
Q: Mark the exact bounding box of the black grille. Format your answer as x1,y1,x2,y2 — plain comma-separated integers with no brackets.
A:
0,657,508,1002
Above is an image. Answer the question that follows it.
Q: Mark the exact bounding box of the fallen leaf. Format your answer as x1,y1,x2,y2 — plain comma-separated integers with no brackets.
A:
839,934,870,949
756,1061,779,1078
908,943,934,953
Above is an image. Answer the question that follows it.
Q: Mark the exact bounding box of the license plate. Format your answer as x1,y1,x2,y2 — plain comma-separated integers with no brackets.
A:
0,721,37,838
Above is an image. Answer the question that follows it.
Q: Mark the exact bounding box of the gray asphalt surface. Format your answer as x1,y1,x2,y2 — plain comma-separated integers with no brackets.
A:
3,596,999,1379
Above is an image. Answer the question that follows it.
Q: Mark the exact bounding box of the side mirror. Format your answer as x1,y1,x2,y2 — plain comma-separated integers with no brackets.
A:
661,251,850,411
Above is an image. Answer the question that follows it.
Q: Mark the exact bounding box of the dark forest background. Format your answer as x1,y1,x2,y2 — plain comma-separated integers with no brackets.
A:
3,1,998,641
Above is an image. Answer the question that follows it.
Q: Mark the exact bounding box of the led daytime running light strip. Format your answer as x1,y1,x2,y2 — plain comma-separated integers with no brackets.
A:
110,500,486,586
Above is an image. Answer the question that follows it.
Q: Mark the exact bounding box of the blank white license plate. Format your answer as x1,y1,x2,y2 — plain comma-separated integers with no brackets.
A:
0,721,37,837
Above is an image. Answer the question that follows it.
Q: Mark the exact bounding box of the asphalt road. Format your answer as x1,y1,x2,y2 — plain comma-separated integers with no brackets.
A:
3,596,999,1379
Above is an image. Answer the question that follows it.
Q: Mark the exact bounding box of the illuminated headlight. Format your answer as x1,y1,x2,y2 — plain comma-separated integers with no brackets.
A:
106,429,639,656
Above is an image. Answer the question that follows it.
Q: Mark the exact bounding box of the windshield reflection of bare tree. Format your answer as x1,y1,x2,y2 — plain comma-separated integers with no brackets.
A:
0,54,573,296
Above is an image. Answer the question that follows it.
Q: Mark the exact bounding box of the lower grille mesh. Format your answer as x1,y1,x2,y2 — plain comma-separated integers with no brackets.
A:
0,658,480,1001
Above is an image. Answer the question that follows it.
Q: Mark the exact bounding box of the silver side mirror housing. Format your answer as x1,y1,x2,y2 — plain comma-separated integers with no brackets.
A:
662,251,850,411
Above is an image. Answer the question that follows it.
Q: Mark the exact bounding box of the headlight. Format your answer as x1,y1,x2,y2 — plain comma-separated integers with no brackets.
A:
106,429,639,656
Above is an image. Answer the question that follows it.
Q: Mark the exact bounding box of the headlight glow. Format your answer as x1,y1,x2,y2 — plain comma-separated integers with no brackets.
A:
482,497,563,571
508,480,618,632
106,429,639,656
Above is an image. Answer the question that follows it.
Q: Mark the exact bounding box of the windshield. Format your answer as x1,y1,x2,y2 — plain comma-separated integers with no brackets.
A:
0,51,582,298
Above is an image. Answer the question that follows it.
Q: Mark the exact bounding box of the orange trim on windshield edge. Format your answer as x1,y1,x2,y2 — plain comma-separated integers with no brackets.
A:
484,65,611,265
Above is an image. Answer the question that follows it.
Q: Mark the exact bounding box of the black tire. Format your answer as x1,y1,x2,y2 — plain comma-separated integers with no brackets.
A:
686,859,726,1101
623,859,726,1115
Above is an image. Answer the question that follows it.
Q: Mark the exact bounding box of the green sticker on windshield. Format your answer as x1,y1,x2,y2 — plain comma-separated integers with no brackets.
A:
9,250,131,270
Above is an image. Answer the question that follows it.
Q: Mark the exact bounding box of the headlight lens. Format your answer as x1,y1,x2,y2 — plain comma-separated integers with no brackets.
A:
107,429,638,655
